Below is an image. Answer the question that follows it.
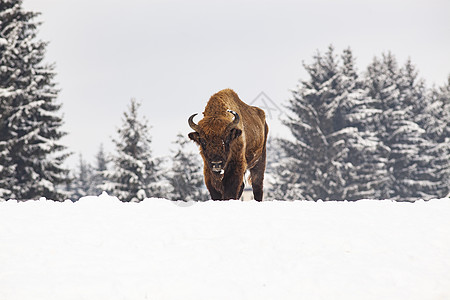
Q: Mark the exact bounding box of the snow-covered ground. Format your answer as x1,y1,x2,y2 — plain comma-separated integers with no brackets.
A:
1,194,449,300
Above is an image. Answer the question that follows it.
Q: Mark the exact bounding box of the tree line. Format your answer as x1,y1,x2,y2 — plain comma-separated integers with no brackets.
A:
0,1,207,202
1,1,448,201
65,99,209,202
269,46,449,201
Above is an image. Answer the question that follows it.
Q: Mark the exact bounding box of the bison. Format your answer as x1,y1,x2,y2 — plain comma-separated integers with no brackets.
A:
188,89,268,201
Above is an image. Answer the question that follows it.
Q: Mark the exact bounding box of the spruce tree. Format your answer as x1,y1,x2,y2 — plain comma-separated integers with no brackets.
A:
365,54,397,199
104,99,161,202
427,76,450,197
91,144,108,195
265,137,288,199
71,154,95,200
274,46,353,200
396,60,443,199
365,54,439,201
337,48,388,200
167,133,208,201
0,0,69,200
273,47,448,201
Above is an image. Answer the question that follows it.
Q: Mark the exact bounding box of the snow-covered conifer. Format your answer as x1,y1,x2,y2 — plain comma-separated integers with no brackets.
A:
0,0,69,200
70,154,95,200
365,54,440,201
266,137,306,200
425,76,450,197
395,60,444,199
91,144,109,195
274,46,352,200
336,48,388,200
274,47,447,201
104,99,161,202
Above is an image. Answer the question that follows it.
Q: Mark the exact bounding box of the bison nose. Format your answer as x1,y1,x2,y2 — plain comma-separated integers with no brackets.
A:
211,161,224,174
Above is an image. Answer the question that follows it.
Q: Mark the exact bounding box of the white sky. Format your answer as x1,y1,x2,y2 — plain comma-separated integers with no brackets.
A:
23,0,450,167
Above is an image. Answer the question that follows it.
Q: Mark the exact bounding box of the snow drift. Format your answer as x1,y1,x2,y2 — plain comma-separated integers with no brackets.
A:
0,194,449,300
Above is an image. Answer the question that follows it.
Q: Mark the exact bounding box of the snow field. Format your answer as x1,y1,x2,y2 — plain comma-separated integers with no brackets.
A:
0,194,449,300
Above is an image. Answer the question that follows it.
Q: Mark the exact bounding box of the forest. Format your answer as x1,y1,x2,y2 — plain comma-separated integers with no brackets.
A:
1,1,449,202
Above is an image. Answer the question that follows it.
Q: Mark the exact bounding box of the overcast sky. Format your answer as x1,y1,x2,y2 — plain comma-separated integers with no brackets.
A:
23,0,450,167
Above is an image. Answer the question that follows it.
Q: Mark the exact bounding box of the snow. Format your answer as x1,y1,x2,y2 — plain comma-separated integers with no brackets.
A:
0,87,14,97
0,194,449,300
0,37,8,46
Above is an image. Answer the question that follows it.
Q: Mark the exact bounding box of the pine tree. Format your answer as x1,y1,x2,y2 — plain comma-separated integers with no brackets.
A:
265,137,285,199
427,76,450,197
365,54,439,201
0,0,69,201
91,144,108,195
104,99,161,202
71,154,95,200
364,54,397,199
396,59,444,200
274,46,353,200
167,133,208,201
266,136,305,200
337,48,388,200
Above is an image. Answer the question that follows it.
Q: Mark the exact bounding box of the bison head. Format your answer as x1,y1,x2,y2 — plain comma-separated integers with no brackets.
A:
188,110,242,175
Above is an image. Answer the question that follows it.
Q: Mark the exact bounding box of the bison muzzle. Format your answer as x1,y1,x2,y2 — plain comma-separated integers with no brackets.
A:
188,89,268,201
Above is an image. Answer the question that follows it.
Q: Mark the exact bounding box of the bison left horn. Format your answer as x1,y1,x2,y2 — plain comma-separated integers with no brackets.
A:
188,113,200,132
226,109,240,129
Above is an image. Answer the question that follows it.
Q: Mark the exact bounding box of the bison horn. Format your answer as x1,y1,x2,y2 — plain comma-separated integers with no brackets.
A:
188,113,200,132
226,109,240,130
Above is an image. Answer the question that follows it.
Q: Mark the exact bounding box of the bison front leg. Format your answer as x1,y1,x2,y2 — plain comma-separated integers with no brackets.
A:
222,175,244,200
222,160,245,200
203,170,223,200
205,177,223,200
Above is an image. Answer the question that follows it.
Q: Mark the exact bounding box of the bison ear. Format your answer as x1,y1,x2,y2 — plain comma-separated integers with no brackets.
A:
227,128,242,143
188,132,200,144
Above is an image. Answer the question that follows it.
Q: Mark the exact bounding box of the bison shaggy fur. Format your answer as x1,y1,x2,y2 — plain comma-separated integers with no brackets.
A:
188,89,268,201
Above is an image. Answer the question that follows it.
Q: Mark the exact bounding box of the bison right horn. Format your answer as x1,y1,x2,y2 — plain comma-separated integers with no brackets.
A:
188,113,200,132
227,109,240,129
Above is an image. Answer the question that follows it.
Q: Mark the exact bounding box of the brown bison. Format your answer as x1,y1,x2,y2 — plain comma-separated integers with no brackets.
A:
188,89,268,201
